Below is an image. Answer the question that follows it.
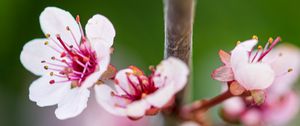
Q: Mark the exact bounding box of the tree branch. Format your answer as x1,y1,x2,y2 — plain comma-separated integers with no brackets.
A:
163,0,195,125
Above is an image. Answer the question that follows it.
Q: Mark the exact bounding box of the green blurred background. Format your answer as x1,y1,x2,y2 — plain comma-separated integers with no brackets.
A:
1,0,300,126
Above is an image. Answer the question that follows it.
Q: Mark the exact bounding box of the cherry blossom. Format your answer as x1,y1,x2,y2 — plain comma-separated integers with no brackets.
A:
95,57,189,119
221,44,300,126
212,37,288,90
20,7,115,119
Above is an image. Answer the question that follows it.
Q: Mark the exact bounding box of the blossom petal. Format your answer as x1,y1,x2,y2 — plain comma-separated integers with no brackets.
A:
114,68,137,94
223,97,245,117
40,7,80,46
211,66,234,82
265,44,300,96
55,88,90,120
219,50,231,65
145,84,175,108
234,63,275,90
29,75,70,107
86,14,115,47
154,57,189,92
231,39,258,68
263,91,299,126
94,84,126,116
241,109,261,126
20,39,59,75
126,100,150,118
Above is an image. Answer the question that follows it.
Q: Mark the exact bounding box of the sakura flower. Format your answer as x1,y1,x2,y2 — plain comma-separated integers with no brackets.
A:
221,44,300,126
212,37,288,91
20,7,115,119
95,57,189,119
222,91,299,126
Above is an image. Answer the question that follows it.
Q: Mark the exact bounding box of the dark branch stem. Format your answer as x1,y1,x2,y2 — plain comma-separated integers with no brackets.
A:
179,90,233,126
163,0,195,125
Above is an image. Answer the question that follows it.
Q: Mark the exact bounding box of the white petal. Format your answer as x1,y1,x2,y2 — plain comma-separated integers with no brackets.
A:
126,100,150,118
231,39,258,68
114,68,137,94
223,97,245,116
234,63,275,90
80,42,111,89
29,75,70,107
241,109,261,126
145,84,175,108
94,84,126,116
93,42,111,76
20,39,59,75
265,44,300,96
55,88,90,120
154,57,189,92
263,91,299,126
85,14,115,47
40,7,80,46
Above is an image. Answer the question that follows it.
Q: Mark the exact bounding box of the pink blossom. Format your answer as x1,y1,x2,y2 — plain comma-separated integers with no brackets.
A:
20,7,115,119
212,37,288,90
94,57,189,119
222,44,300,126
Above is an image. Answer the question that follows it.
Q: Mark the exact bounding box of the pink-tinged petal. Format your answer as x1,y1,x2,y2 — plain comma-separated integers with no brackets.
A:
231,39,258,68
234,63,275,90
81,42,110,89
223,97,245,117
55,88,90,120
219,50,231,65
126,100,151,118
145,84,175,108
211,66,234,82
94,84,126,116
263,91,299,126
20,39,60,75
154,57,189,92
85,14,115,47
114,68,139,94
265,44,300,96
40,7,80,46
241,109,261,126
180,121,200,126
29,75,70,107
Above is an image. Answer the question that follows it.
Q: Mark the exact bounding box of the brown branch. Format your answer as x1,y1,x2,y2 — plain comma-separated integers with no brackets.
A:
180,90,233,126
163,0,195,125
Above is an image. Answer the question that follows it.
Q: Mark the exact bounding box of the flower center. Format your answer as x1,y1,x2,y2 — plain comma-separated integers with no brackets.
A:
249,37,281,63
112,66,162,103
42,15,98,88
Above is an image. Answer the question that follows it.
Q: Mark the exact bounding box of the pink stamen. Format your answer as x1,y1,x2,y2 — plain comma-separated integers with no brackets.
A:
257,37,281,62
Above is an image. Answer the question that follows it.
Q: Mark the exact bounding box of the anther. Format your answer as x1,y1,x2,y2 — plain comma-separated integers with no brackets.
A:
41,60,46,63
288,68,293,72
51,56,56,60
66,26,70,31
50,72,54,76
252,35,258,40
44,66,49,70
236,41,241,45
149,65,155,71
49,80,55,84
44,41,49,45
268,37,274,44
45,34,50,38
258,45,263,50
76,15,80,23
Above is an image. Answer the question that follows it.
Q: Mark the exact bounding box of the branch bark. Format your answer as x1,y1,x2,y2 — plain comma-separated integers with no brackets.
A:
163,0,195,125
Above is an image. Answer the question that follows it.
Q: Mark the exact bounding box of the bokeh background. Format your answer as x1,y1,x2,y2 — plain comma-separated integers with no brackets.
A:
1,0,300,126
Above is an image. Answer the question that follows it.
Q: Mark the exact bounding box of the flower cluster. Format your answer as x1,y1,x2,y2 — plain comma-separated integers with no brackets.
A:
20,7,189,120
212,37,300,125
